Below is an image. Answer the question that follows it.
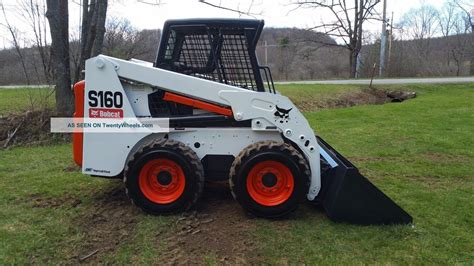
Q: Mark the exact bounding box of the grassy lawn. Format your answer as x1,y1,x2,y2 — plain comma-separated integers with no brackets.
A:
259,83,474,263
0,83,473,263
0,87,53,115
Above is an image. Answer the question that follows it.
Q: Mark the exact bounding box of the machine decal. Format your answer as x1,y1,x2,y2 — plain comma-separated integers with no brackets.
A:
89,108,123,118
84,167,111,174
274,105,292,123
88,90,124,118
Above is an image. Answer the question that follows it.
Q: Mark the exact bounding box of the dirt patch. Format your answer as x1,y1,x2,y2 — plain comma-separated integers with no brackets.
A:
64,164,81,172
351,156,387,162
404,176,443,188
0,109,69,148
295,88,416,112
159,182,262,264
62,182,318,263
61,182,263,263
422,152,467,162
26,193,82,209
70,184,140,263
62,181,273,264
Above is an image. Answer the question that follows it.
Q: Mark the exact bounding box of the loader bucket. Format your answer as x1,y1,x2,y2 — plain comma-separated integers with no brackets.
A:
317,136,413,225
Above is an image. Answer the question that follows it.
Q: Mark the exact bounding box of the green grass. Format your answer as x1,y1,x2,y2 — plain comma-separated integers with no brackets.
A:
0,87,53,115
0,83,473,263
258,83,474,264
277,83,362,111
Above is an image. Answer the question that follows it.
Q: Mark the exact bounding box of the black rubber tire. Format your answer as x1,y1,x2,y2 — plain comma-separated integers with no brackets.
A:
229,141,310,218
123,138,204,214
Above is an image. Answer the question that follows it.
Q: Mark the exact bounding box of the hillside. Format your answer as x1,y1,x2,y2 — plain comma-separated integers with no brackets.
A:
0,27,471,85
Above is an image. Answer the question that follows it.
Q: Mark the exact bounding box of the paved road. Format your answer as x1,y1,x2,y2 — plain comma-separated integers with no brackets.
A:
1,77,473,89
276,76,474,85
0,85,50,89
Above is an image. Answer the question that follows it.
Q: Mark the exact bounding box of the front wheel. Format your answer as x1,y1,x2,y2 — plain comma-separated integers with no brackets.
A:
229,141,310,218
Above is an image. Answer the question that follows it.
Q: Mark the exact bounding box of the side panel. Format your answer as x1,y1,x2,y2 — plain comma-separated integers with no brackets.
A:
167,128,282,158
83,127,282,177
168,128,283,181
82,58,149,176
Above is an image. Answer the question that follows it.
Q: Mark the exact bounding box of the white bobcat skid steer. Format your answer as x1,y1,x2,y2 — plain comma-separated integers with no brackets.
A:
73,19,412,224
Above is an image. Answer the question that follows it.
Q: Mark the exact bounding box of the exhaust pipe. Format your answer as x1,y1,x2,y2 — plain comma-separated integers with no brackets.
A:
317,136,413,225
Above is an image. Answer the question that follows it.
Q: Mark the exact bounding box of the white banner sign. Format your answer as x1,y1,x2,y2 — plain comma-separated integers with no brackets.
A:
50,117,170,133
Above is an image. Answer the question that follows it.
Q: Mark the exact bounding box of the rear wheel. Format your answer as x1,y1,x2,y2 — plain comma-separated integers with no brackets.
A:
230,141,310,218
124,138,204,214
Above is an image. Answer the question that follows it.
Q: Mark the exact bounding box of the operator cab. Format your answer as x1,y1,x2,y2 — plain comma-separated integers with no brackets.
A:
154,18,275,93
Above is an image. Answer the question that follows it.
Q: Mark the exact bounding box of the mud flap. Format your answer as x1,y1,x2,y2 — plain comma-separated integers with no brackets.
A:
317,136,413,225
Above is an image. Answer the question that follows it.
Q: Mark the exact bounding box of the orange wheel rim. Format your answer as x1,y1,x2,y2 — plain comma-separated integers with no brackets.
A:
246,160,294,206
139,159,186,204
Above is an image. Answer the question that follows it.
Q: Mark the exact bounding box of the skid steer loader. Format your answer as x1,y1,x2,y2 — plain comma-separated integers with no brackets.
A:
72,19,412,224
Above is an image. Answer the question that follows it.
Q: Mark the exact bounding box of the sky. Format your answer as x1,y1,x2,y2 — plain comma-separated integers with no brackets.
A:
106,0,447,29
0,0,454,48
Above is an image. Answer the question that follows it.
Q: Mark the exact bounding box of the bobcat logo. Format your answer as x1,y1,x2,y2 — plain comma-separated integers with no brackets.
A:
90,109,99,116
274,105,292,123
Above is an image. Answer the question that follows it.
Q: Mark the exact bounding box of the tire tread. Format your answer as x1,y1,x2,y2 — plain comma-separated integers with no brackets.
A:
123,138,204,213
